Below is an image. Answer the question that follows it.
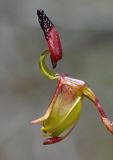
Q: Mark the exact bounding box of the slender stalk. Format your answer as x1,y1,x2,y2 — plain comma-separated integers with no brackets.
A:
39,50,60,80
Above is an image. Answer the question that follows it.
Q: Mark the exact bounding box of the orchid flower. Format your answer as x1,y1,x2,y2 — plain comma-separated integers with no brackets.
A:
31,9,113,145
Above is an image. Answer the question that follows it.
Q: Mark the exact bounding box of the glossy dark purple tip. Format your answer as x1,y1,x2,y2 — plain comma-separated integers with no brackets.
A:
37,9,54,40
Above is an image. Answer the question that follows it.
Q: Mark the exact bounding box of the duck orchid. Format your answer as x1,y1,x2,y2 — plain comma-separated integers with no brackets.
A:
31,9,113,145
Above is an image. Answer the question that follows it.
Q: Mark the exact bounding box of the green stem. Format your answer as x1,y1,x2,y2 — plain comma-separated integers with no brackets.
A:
39,50,60,80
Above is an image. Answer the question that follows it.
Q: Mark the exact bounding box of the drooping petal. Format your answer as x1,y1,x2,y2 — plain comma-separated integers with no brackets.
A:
83,86,113,135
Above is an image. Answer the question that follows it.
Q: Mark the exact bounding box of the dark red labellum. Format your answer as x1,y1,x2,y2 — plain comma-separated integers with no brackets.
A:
37,9,62,68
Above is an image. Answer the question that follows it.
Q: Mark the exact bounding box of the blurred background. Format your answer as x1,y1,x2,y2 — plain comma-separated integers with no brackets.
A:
0,0,113,160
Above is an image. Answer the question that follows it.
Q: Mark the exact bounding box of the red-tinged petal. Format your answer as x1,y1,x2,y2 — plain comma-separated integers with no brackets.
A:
31,76,63,125
83,86,113,135
43,137,63,145
37,9,62,68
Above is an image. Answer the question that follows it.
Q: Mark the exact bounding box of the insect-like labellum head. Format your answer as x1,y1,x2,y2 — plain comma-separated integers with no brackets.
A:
37,9,62,68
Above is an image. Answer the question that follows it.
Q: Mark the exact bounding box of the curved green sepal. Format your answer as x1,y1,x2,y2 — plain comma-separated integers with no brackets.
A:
39,50,60,80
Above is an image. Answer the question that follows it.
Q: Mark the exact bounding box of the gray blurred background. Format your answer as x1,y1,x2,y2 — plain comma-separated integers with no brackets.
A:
0,0,113,160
